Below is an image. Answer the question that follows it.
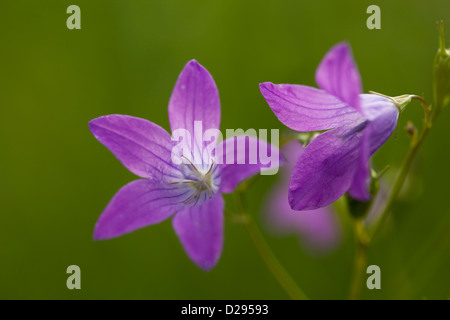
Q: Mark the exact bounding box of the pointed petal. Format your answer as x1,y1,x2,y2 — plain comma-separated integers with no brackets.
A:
89,115,180,180
94,179,186,240
267,186,341,252
289,125,363,210
348,126,371,201
315,43,363,113
259,82,361,131
168,60,220,137
215,135,283,193
349,94,399,200
172,195,224,271
265,141,340,252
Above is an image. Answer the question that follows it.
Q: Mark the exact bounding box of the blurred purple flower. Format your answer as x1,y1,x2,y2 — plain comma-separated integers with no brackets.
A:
265,140,340,252
89,60,280,270
260,43,399,210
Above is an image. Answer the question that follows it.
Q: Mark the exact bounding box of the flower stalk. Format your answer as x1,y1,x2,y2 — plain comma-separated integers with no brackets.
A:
370,96,432,240
349,219,370,300
347,94,433,298
233,190,308,300
348,89,434,299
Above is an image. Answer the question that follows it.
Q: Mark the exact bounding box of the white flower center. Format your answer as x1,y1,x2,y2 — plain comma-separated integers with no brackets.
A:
170,156,220,206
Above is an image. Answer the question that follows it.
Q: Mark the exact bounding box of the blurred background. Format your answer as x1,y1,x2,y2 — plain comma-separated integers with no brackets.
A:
0,0,449,299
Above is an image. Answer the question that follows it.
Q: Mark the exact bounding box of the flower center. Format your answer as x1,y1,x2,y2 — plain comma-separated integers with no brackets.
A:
170,156,220,206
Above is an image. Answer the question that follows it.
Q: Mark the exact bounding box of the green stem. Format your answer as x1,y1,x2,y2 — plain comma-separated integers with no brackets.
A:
370,97,432,240
234,192,308,300
348,219,370,300
349,96,433,298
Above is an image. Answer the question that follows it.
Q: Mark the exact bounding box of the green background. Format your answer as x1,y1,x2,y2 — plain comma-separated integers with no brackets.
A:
0,0,449,299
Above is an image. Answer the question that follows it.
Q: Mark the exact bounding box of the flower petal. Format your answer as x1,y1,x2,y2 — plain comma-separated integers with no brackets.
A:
349,94,399,200
315,42,363,114
267,186,341,252
265,141,340,252
289,125,363,210
360,94,399,138
94,179,186,240
259,82,361,131
172,195,224,271
168,59,220,137
280,139,304,176
348,126,371,201
89,115,180,180
216,135,283,193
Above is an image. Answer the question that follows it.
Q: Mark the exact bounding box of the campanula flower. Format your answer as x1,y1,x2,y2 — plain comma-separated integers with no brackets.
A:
260,43,399,210
265,140,340,252
89,60,280,270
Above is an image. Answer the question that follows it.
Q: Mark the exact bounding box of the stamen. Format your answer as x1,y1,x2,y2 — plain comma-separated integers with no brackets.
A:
169,180,196,185
181,155,201,174
205,159,215,175
205,184,212,199
184,193,199,204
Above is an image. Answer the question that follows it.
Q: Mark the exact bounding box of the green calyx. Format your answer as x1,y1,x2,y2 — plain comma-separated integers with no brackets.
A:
369,91,414,113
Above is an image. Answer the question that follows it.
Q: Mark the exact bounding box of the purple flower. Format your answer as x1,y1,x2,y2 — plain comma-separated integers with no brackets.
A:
89,60,280,270
260,43,399,210
265,140,340,253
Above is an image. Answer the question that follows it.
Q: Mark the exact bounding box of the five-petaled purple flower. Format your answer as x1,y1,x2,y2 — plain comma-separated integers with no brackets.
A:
89,60,280,270
260,43,399,210
265,140,340,253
